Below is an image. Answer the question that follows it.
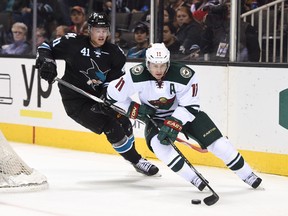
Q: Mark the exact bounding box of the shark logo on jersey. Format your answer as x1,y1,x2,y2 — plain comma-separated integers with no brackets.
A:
94,48,101,57
80,59,110,90
94,48,109,58
148,96,176,110
131,65,144,75
180,67,192,78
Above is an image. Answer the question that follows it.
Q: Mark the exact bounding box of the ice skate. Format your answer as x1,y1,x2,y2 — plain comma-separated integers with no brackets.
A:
191,176,207,191
244,172,262,189
133,158,159,176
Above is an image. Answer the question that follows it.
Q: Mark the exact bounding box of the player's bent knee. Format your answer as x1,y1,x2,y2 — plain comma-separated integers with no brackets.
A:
103,121,126,144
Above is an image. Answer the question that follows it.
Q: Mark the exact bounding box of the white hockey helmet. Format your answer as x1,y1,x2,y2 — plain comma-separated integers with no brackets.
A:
146,43,170,71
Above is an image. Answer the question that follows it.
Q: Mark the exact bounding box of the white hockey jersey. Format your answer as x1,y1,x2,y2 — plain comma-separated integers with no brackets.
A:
107,62,201,124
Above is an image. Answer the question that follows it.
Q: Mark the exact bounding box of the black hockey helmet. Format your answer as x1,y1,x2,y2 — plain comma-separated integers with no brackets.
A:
88,12,110,28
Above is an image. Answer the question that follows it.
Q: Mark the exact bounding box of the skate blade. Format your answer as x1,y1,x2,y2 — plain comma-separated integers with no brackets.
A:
254,184,265,190
138,172,162,177
151,172,162,177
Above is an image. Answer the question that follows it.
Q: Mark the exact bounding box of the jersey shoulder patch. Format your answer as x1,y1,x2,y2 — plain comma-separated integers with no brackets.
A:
179,66,193,78
166,62,195,85
130,63,153,83
131,64,144,75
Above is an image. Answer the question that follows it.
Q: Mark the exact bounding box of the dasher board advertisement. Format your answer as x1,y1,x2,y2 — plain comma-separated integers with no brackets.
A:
0,74,13,105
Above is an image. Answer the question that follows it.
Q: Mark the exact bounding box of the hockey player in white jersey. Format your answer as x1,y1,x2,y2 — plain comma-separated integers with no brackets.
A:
107,43,262,190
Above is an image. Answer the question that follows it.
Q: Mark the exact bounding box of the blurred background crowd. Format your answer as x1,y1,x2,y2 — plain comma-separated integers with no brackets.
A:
0,0,287,63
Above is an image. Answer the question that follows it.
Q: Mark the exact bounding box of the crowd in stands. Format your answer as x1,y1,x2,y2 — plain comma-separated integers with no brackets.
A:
1,22,31,55
0,0,285,62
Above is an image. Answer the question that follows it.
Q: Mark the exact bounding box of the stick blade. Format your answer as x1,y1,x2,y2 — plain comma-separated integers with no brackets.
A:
203,194,219,206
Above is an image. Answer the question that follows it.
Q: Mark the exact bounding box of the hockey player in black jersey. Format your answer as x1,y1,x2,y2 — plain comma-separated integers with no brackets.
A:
35,12,159,176
107,43,262,190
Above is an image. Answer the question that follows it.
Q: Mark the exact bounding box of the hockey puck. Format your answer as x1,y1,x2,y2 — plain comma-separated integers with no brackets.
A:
191,199,201,205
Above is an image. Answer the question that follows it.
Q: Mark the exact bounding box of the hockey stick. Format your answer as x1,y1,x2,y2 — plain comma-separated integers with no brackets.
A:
55,77,206,153
148,117,219,206
55,77,125,114
175,137,208,153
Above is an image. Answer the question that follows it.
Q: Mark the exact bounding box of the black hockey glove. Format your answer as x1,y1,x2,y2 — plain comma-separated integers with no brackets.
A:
157,116,183,145
91,102,123,119
127,102,156,124
98,87,108,101
36,56,57,84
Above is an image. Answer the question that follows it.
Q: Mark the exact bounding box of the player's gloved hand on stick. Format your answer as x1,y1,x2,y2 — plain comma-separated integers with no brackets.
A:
91,102,122,119
127,102,156,123
158,116,183,145
36,56,57,84
99,87,109,102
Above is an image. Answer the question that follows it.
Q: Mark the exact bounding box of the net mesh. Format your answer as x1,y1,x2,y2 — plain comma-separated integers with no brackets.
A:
0,131,48,192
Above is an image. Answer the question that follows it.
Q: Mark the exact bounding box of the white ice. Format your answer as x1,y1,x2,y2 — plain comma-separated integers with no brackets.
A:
0,142,287,216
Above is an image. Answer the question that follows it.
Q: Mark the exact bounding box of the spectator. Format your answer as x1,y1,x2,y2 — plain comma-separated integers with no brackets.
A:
201,0,260,62
69,6,86,35
36,27,48,47
114,29,128,50
54,25,71,38
127,22,149,59
1,22,31,55
103,0,112,15
163,22,181,55
175,6,203,55
163,8,176,24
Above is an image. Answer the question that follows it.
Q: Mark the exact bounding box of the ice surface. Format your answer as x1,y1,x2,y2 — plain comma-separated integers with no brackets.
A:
0,142,287,216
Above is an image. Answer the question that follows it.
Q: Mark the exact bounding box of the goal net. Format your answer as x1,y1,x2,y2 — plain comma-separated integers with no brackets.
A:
0,130,48,192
